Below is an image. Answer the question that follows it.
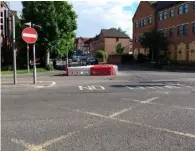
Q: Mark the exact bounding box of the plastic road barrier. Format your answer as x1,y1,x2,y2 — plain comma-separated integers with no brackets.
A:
66,65,92,76
90,65,115,76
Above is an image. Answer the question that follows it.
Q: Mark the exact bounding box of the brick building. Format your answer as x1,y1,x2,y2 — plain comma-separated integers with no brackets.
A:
133,1,195,61
75,37,91,53
84,28,131,55
1,1,17,66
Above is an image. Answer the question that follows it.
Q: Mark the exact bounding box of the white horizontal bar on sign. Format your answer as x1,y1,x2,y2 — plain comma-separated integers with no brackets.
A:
22,33,37,38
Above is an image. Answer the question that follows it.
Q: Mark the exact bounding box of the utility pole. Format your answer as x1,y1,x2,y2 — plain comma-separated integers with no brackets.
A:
12,15,17,84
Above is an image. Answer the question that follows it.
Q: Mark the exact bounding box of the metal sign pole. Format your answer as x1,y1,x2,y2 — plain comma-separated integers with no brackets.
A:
33,44,36,84
27,44,30,73
12,15,17,84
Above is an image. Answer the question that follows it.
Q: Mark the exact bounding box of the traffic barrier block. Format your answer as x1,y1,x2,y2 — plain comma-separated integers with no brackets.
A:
90,65,116,76
66,65,92,76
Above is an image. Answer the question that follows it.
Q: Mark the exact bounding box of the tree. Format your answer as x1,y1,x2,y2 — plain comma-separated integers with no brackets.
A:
21,1,77,66
140,30,169,62
116,43,125,54
117,27,126,34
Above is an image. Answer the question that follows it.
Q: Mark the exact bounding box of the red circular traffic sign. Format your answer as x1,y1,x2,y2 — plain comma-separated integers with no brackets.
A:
22,27,38,44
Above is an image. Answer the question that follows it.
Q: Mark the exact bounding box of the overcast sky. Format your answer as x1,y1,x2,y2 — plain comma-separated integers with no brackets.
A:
9,0,139,38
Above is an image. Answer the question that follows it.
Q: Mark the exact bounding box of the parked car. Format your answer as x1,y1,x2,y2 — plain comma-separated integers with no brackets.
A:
86,57,98,65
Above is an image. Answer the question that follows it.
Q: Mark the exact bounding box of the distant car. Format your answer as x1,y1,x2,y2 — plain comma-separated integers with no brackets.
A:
86,57,98,65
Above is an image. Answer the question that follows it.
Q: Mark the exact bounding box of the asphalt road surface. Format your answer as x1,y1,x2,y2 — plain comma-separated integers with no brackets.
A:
1,69,195,151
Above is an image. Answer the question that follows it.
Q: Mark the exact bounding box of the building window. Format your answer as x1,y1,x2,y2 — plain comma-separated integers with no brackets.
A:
170,8,174,17
1,18,3,23
140,19,144,27
148,16,152,24
135,22,139,28
139,35,142,42
1,12,3,17
163,11,167,19
1,25,3,30
177,25,183,36
135,36,139,42
169,27,174,37
163,29,167,37
183,3,189,13
193,22,195,34
183,24,188,35
178,6,183,15
143,18,146,26
193,2,195,10
159,12,163,21
116,37,119,42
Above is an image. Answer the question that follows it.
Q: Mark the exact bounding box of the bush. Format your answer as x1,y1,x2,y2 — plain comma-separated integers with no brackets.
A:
137,53,147,63
45,65,54,71
95,50,108,60
121,54,134,64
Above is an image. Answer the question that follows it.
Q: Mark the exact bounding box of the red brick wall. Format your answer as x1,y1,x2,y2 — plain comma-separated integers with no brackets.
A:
157,1,195,49
104,38,129,54
133,1,156,52
107,55,121,64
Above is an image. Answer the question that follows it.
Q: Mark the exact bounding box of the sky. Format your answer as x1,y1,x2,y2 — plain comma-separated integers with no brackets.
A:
9,0,139,38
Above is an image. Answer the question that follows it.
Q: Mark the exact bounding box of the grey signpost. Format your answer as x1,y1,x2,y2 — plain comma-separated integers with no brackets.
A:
22,26,38,84
12,15,17,84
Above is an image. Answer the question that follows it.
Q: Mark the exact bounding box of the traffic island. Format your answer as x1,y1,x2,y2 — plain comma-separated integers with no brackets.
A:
0,81,56,89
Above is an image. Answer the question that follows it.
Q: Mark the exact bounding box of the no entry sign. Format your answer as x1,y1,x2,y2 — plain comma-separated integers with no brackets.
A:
22,27,38,44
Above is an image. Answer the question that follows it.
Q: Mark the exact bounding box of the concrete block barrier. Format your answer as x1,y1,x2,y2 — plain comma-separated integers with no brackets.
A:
65,64,118,76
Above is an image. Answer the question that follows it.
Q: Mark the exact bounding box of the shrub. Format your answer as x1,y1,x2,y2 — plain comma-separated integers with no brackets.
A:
137,53,147,63
121,54,134,64
95,50,108,60
45,65,54,71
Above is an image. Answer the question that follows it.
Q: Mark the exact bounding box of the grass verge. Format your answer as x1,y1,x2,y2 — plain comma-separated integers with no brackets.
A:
0,68,48,75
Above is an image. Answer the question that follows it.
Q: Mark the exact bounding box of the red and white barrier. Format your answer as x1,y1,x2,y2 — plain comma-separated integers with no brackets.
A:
65,64,118,76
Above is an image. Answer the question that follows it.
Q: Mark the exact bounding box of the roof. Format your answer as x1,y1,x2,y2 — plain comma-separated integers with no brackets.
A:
101,28,129,38
156,1,179,10
76,37,91,43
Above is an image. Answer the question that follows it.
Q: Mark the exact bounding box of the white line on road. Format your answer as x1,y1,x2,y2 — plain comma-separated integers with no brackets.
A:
142,97,159,104
75,109,195,139
109,108,132,118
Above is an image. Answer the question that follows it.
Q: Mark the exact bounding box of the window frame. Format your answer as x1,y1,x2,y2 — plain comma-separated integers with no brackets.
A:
183,3,189,13
183,24,188,36
143,18,146,26
192,22,195,34
148,16,152,24
163,11,167,20
177,25,183,36
178,5,183,15
170,8,174,17
158,12,163,21
169,27,174,37
193,2,195,11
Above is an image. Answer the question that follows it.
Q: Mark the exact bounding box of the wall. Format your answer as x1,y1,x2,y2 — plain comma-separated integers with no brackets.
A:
104,37,129,54
157,1,195,61
133,1,156,54
107,55,121,64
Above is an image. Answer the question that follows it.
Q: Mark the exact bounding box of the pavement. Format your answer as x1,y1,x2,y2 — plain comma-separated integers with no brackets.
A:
1,68,195,151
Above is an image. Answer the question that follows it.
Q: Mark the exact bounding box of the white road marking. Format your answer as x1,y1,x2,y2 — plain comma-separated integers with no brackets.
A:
142,97,159,104
147,87,155,89
164,85,180,89
75,110,195,139
154,86,163,89
78,85,105,91
125,86,133,89
22,33,37,38
109,108,132,118
122,98,142,103
138,87,145,89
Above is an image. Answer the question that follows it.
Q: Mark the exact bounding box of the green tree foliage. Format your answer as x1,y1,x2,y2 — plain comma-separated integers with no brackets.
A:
20,1,77,65
140,30,169,61
95,50,108,59
116,43,125,54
